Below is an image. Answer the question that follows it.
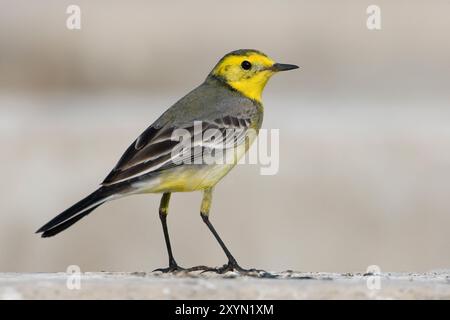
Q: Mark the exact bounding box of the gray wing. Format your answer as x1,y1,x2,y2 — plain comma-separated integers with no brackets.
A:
102,115,252,185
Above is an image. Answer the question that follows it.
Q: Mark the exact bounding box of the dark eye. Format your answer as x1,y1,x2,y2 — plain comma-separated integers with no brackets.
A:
241,60,252,70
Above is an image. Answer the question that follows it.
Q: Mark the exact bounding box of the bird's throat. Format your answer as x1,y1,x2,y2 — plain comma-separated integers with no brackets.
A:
227,71,273,103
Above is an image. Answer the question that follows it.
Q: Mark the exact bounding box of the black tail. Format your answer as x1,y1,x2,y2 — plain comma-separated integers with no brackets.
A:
36,187,116,238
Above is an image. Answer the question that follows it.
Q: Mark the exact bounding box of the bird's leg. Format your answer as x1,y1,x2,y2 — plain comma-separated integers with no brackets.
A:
193,188,267,275
183,189,216,272
153,193,185,273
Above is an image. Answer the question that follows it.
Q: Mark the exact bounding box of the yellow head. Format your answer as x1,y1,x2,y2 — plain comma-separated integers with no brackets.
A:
210,49,298,103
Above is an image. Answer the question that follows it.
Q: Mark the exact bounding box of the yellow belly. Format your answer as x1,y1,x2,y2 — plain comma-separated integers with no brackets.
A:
134,136,254,193
144,164,235,193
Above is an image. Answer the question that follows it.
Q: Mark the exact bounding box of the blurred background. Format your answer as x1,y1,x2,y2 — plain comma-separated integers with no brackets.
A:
1,0,449,273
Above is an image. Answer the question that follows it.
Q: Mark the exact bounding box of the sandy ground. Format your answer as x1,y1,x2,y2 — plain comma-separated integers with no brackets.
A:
0,270,449,299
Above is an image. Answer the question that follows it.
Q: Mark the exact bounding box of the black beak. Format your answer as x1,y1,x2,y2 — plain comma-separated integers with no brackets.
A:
271,63,299,72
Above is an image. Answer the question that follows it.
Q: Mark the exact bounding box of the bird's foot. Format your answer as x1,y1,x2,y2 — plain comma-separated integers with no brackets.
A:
153,261,185,273
204,259,274,277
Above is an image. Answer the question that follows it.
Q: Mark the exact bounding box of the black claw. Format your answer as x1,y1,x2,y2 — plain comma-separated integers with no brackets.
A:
153,264,185,273
216,262,244,274
200,260,272,277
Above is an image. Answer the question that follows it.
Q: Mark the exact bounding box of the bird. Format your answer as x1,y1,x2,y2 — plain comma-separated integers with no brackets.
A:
36,49,298,273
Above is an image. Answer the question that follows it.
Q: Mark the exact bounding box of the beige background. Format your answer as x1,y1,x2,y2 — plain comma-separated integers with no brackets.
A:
0,0,449,273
